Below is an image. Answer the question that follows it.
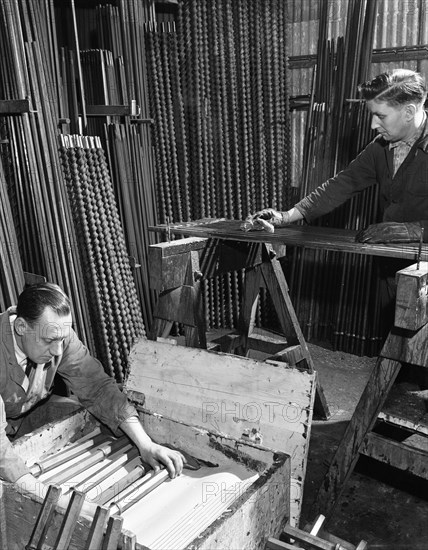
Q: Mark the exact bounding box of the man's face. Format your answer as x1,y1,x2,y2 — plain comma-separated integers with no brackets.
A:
366,99,415,143
15,306,72,364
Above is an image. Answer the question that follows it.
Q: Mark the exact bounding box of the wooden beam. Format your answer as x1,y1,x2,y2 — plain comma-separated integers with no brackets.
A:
0,98,31,114
0,484,7,550
151,286,200,326
121,530,137,550
53,490,85,549
360,431,428,479
303,524,356,550
84,104,140,116
102,515,123,550
394,262,428,331
210,332,246,354
83,506,110,550
378,411,428,436
312,357,402,520
266,538,304,550
269,344,305,366
26,485,62,550
381,322,428,367
282,524,335,550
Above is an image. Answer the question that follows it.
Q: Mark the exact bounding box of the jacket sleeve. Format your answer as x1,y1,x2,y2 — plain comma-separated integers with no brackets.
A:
295,140,379,222
57,330,138,434
0,394,29,482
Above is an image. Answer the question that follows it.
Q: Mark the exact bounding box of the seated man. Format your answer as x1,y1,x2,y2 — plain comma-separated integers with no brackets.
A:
0,282,184,513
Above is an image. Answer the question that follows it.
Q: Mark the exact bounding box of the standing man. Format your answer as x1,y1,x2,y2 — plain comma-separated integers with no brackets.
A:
1,282,184,512
245,69,428,335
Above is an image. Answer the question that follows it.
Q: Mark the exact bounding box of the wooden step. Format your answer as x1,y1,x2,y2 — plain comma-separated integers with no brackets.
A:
360,430,428,479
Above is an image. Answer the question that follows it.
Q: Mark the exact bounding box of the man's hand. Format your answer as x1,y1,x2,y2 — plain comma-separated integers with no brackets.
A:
241,208,291,233
355,222,422,243
138,441,185,478
119,415,185,479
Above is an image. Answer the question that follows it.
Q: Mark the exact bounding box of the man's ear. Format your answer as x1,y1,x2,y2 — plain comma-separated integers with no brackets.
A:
14,317,27,336
404,103,417,121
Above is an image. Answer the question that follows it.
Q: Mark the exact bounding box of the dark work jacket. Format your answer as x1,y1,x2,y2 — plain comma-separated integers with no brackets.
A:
295,113,428,241
0,307,137,482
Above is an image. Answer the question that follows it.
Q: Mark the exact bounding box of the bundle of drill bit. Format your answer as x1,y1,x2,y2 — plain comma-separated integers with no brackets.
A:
59,134,145,382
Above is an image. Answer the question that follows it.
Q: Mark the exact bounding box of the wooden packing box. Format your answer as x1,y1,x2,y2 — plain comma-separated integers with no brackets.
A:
2,406,291,549
125,337,316,528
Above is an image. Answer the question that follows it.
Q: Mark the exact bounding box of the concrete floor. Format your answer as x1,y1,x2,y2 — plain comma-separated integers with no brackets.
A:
301,341,428,550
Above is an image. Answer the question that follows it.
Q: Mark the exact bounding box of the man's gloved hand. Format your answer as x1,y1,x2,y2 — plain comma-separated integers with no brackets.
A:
241,208,291,233
355,222,422,243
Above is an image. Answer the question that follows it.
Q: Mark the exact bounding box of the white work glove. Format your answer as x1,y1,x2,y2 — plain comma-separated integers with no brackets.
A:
241,208,291,233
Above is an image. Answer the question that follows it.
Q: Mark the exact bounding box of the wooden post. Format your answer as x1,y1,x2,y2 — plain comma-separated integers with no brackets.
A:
26,485,62,550
311,356,402,520
53,491,85,549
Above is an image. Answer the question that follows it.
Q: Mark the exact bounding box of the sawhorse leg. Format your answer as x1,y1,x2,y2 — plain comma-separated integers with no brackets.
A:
311,356,402,520
149,242,207,348
237,243,330,420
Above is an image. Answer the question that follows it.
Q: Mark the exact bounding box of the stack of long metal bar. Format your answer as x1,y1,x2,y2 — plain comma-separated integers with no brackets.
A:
288,0,383,356
0,0,93,348
0,157,25,310
55,0,159,330
59,134,145,382
106,122,158,332
0,1,151,379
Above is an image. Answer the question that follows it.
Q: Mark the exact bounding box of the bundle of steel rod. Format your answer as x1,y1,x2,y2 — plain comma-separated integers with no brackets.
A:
59,134,145,382
105,122,157,331
57,0,155,121
28,428,167,516
54,0,159,329
288,0,383,356
0,0,94,350
0,157,25,310
145,0,292,331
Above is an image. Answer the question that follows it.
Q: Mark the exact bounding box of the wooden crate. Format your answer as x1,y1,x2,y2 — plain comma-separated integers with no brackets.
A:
125,337,316,527
2,408,290,550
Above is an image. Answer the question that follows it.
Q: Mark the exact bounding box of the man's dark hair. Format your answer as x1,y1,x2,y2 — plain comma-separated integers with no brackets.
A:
358,69,427,106
17,283,71,325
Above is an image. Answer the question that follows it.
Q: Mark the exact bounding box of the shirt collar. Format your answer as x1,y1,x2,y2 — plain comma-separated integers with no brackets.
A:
9,313,28,369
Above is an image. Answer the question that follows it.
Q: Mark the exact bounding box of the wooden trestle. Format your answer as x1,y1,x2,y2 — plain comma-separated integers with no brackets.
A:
312,261,428,522
148,225,330,420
